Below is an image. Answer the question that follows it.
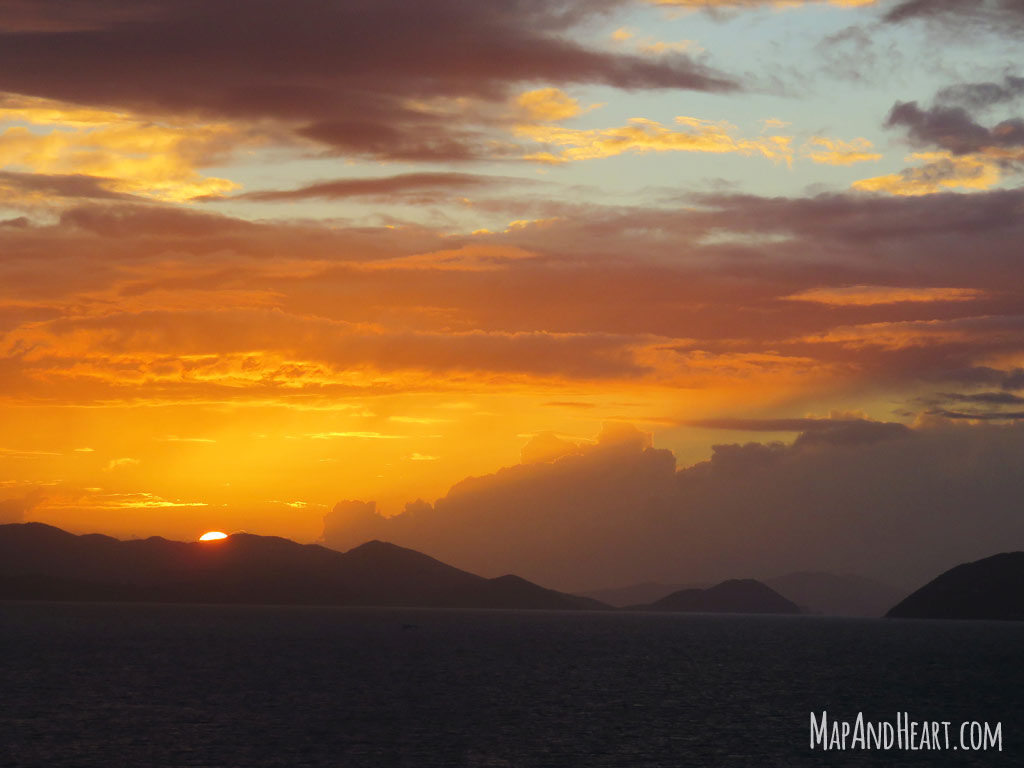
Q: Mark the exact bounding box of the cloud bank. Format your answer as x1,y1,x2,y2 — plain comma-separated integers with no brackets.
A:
323,421,1024,592
0,0,737,162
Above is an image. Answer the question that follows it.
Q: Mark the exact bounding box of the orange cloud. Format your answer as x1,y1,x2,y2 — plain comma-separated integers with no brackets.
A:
792,320,976,351
853,151,1010,195
610,30,702,56
515,88,591,123
362,244,540,272
58,491,206,510
785,285,982,306
0,95,248,202
802,137,882,165
518,116,793,164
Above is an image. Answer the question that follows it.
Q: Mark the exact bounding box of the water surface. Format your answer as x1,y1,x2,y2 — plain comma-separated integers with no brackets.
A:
0,603,1019,766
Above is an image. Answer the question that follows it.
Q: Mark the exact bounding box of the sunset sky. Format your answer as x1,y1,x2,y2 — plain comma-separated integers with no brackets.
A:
2,0,1023,580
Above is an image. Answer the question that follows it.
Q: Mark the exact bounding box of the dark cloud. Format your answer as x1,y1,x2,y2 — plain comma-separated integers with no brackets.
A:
1000,369,1024,389
321,422,1024,592
885,0,1024,30
687,186,1024,243
230,173,506,203
886,101,1024,155
935,75,1024,111
0,0,738,160
939,391,1024,405
59,203,260,239
929,409,1024,421
295,120,510,163
0,0,156,33
690,417,891,432
688,418,911,446
0,171,134,200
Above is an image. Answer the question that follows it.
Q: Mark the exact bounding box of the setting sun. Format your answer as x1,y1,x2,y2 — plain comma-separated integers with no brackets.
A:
198,531,228,541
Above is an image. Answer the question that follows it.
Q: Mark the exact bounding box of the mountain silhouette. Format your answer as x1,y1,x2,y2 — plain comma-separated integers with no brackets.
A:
577,581,699,607
0,523,605,610
885,551,1024,621
579,571,899,615
629,578,801,614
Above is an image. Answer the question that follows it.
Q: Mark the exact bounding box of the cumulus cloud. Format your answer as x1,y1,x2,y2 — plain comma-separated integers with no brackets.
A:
886,101,1024,156
322,421,1024,592
520,432,584,464
853,78,1024,195
686,416,912,447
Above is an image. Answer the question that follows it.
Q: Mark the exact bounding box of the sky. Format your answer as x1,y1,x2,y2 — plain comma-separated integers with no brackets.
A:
1,0,1023,587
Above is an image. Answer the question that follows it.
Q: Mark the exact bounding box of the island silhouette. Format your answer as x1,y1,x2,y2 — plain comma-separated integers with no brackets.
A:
6,523,1019,620
628,579,801,614
580,571,901,616
886,551,1024,621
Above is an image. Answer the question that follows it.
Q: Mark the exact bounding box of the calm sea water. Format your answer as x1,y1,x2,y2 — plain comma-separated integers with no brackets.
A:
0,602,1019,767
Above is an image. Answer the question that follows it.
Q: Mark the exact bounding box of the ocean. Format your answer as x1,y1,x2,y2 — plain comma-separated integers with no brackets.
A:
0,602,1019,767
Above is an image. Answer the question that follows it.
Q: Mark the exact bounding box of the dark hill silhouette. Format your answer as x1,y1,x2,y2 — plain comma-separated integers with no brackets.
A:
585,572,898,615
577,581,699,607
630,578,801,614
885,552,1024,621
764,571,902,617
0,523,604,610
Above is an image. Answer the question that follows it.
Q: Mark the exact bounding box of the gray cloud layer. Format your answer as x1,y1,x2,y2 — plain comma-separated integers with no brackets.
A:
0,0,737,161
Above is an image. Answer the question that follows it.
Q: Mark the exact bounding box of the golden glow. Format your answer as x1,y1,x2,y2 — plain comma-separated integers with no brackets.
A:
515,88,587,122
199,531,228,541
853,151,1009,196
0,95,247,202
802,137,882,166
518,116,794,165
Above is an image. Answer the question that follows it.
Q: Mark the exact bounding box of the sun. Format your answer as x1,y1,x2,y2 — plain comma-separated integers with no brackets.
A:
199,531,228,541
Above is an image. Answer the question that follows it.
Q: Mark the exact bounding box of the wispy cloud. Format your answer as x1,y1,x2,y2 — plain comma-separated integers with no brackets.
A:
784,285,982,306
